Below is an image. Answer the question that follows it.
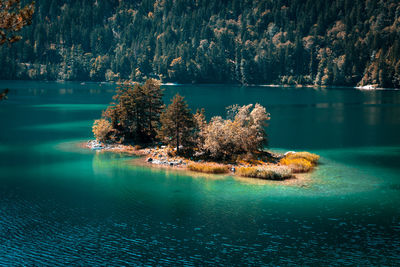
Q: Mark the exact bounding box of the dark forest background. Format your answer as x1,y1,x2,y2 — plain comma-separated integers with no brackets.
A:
1,0,400,87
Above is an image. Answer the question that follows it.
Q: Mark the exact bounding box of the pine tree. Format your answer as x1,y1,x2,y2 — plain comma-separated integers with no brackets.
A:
193,108,206,148
102,79,165,144
142,78,164,140
104,81,139,142
130,83,146,142
159,94,194,154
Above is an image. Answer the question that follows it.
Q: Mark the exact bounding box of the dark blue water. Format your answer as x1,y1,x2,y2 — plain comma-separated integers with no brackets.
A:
0,81,399,265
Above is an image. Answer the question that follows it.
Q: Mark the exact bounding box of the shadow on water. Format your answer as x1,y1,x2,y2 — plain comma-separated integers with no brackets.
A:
353,153,400,170
322,147,400,172
386,184,400,191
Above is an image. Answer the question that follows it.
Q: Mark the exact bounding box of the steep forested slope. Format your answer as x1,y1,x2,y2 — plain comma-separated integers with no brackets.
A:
1,0,399,87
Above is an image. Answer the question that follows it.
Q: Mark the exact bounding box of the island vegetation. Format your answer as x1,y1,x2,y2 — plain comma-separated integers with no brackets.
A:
89,79,320,180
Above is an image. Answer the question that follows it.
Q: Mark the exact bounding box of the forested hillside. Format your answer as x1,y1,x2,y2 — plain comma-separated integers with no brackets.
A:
1,0,400,87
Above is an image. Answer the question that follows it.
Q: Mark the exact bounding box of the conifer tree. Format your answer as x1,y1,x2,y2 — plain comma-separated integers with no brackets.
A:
103,81,138,142
142,78,164,140
159,94,194,153
193,108,206,148
101,80,165,143
4,0,399,87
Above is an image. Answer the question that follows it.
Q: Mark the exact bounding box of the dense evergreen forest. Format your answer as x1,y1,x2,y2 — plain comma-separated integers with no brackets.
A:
1,0,400,87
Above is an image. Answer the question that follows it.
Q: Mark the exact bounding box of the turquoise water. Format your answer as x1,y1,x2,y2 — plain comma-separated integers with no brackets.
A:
0,81,400,265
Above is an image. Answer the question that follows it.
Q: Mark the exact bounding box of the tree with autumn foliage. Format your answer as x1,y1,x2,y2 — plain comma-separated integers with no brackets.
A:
0,0,35,46
199,104,270,161
92,118,112,143
0,0,34,101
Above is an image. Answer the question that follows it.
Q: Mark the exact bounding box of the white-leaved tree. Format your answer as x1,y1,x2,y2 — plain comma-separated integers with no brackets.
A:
199,104,270,160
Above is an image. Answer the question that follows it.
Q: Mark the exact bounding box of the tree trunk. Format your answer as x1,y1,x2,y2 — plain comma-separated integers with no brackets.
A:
176,122,179,153
149,101,152,136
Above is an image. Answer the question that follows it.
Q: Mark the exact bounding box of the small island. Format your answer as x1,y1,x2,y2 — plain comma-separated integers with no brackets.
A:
87,79,320,180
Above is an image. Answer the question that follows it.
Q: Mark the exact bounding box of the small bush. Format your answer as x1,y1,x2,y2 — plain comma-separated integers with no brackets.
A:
237,165,292,180
187,162,229,174
284,152,320,164
92,119,113,143
280,157,313,173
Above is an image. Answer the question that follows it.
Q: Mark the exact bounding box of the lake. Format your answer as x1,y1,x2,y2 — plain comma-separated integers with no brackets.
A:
0,81,400,265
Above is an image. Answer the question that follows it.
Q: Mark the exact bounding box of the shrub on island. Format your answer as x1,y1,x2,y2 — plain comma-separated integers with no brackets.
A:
280,152,319,173
284,152,320,164
92,119,113,143
187,162,230,174
237,166,292,180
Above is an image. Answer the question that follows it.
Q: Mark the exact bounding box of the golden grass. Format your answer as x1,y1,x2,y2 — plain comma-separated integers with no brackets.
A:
187,162,230,174
237,165,292,180
280,157,313,173
280,152,320,173
284,152,320,164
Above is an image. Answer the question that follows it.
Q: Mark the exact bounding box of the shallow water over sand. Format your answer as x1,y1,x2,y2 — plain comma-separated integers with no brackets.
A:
0,81,399,265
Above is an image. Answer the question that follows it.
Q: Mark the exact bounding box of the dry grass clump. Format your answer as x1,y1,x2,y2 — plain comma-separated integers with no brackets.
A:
284,152,320,164
187,162,230,174
280,157,313,173
237,165,292,180
280,152,320,173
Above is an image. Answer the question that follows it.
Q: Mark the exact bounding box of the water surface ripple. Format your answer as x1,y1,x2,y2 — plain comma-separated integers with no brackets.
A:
0,81,399,265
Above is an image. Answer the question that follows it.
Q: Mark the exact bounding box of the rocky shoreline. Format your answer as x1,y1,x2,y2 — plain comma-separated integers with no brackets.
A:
86,140,189,167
